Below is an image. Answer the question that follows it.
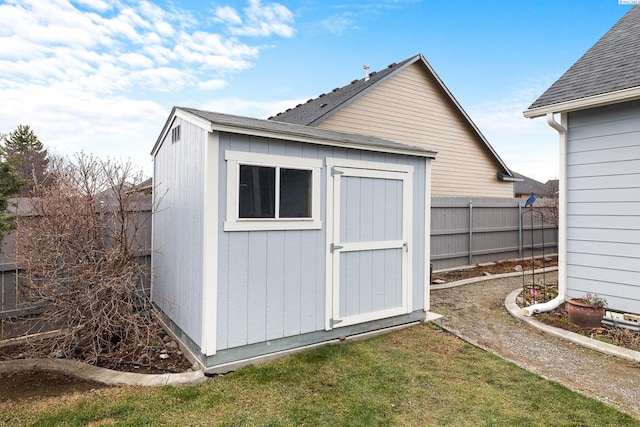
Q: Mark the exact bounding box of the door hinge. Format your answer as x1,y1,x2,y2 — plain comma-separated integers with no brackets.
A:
331,166,344,176
330,243,344,253
403,242,408,252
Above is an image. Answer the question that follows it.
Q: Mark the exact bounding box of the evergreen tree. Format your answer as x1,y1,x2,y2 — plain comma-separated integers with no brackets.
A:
3,125,49,196
0,134,25,241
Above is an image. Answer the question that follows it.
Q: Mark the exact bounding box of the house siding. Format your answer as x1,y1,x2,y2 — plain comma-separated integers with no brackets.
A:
566,99,640,314
152,117,206,346
216,132,428,353
315,62,512,198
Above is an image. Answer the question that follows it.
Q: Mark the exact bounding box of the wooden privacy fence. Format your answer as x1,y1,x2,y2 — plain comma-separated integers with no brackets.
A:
1,196,557,334
431,197,558,270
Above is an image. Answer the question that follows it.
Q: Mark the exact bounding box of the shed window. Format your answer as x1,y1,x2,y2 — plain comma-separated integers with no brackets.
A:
225,151,321,231
239,166,312,219
171,125,180,143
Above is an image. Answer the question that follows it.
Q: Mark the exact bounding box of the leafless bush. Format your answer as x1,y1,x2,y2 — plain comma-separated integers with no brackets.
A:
606,326,640,352
15,153,159,367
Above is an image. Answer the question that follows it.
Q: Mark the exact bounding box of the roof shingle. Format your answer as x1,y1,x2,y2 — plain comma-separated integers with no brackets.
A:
528,6,640,110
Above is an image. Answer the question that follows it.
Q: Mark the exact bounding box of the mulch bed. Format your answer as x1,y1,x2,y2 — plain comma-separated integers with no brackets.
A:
433,257,557,283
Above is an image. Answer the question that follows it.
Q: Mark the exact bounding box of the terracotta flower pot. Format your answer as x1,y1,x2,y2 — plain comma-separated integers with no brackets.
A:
566,298,604,328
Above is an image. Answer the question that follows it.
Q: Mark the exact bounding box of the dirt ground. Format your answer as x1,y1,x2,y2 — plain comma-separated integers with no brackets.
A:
0,370,107,403
431,272,640,419
0,326,195,402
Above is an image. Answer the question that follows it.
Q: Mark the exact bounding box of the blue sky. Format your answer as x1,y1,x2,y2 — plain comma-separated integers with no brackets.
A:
0,0,634,182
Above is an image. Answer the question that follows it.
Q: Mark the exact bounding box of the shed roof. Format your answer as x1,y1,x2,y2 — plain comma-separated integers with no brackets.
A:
525,6,640,117
269,53,515,178
151,107,437,159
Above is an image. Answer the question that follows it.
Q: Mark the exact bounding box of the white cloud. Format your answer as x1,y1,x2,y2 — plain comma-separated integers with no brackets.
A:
215,6,243,26
321,14,357,35
0,0,296,175
198,79,229,91
215,0,295,38
72,0,112,13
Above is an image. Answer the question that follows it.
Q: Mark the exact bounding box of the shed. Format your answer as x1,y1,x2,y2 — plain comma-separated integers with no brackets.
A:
524,6,640,316
151,107,438,372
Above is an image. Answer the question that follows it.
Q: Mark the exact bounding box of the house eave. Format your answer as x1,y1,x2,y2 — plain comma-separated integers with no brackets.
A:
523,86,640,118
497,172,523,182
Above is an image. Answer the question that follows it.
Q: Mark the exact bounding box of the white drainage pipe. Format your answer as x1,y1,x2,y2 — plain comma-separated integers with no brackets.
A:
522,294,565,317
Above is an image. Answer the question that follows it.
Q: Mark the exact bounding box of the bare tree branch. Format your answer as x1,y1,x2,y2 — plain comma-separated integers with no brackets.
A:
15,153,158,367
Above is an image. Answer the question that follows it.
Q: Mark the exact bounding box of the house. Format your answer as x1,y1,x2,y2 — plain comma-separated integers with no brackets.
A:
524,6,640,316
270,54,519,198
513,172,558,199
151,107,438,372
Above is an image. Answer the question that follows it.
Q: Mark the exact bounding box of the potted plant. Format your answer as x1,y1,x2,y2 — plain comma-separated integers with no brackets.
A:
566,293,607,328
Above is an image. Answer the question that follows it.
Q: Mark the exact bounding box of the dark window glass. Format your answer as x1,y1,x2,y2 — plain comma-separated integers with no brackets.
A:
279,168,312,218
239,165,275,218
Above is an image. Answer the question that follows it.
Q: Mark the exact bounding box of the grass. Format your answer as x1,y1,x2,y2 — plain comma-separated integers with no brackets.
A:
3,323,638,426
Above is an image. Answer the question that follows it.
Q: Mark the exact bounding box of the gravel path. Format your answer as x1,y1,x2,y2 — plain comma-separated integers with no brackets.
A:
430,272,640,419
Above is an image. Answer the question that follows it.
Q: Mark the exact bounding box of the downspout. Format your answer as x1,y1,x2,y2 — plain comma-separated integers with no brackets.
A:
523,112,567,316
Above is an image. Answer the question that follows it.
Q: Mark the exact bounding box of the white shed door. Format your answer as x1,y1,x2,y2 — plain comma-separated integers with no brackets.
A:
326,159,413,329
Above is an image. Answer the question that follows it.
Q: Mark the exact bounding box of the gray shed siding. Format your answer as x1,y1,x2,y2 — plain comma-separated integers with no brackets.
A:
152,117,207,346
566,100,640,313
216,132,427,353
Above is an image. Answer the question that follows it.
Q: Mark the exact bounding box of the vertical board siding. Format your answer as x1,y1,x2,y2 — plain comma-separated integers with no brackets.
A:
339,249,402,318
338,174,404,319
216,132,427,351
566,100,640,314
152,117,206,345
316,62,513,198
340,176,402,243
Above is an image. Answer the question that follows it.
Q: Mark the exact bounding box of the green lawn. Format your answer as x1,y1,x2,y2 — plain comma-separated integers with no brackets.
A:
3,323,638,426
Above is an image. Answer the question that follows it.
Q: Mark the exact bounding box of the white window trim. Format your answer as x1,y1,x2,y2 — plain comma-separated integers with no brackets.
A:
224,150,322,231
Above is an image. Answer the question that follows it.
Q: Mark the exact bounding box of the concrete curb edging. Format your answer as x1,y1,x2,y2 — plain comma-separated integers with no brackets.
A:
505,288,640,364
0,358,207,386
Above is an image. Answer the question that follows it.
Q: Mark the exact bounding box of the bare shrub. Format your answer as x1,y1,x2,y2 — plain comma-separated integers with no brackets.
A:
15,153,158,367
607,326,640,352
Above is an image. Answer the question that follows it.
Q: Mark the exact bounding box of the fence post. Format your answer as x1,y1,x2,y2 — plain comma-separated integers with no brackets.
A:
468,200,473,265
518,202,523,259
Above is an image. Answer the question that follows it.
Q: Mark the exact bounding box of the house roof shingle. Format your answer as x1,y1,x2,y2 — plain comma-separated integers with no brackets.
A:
527,5,640,112
513,172,557,197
